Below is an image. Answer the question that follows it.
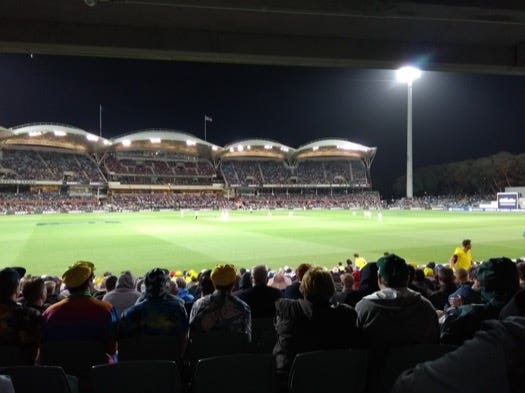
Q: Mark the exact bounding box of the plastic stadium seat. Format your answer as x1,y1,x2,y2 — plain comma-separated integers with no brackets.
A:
0,345,28,366
91,360,182,393
250,318,277,353
188,331,250,361
288,349,369,393
0,365,76,393
39,340,108,393
117,335,182,364
192,353,275,393
378,344,457,393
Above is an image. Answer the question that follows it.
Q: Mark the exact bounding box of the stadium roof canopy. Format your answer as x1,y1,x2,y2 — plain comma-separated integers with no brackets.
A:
109,129,221,159
220,139,294,160
292,138,377,162
0,126,12,140
2,123,111,152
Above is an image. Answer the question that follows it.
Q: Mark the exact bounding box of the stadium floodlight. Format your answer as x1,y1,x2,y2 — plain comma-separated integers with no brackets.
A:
28,131,42,137
122,140,131,147
397,65,422,198
86,134,99,142
264,145,272,150
150,138,161,144
312,146,319,151
186,139,196,146
212,146,218,151
54,131,66,137
103,140,111,146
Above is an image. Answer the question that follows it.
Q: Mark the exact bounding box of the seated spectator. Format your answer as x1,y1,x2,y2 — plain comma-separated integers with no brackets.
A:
441,257,520,345
334,273,361,307
357,262,379,298
284,263,311,299
232,271,252,296
118,268,188,353
429,266,457,310
273,267,360,385
268,270,292,293
355,254,439,350
42,261,119,356
238,265,282,318
189,264,251,339
43,276,65,305
0,267,41,364
20,276,49,313
447,267,481,307
411,268,435,298
174,277,195,304
393,316,525,393
102,271,141,316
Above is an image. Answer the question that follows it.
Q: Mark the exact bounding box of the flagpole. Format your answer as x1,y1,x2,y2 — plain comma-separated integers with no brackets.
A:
204,114,207,142
99,104,102,137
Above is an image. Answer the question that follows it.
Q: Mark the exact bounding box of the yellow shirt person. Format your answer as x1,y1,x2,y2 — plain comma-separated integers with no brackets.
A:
354,253,368,270
450,239,472,271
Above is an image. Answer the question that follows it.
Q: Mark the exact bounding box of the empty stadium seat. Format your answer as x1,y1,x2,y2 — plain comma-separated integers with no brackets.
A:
0,365,76,393
91,360,182,393
193,354,275,393
288,349,369,393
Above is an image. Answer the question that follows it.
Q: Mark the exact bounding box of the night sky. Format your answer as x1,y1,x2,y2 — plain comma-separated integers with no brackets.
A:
0,54,523,196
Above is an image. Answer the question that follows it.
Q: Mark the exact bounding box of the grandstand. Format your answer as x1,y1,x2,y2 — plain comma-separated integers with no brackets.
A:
0,123,378,212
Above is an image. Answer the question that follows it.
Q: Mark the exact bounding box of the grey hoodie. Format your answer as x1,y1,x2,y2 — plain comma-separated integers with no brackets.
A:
103,271,141,316
356,287,439,348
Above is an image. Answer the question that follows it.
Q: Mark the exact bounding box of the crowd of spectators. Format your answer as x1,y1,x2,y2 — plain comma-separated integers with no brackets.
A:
102,155,216,182
1,254,524,392
0,148,104,183
0,190,382,213
220,159,370,187
385,194,494,209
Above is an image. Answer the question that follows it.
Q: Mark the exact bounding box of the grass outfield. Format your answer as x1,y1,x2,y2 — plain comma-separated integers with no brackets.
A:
0,209,523,277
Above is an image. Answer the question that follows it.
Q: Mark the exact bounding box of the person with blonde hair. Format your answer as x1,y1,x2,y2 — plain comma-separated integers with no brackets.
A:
273,266,360,388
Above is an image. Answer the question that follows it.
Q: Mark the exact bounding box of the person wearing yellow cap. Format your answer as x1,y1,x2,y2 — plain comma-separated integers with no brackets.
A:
189,264,251,340
41,261,119,374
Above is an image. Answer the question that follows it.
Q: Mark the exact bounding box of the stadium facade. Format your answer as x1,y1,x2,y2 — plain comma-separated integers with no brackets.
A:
0,123,377,203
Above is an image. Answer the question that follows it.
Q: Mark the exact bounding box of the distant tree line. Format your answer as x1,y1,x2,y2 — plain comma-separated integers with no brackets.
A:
393,151,525,196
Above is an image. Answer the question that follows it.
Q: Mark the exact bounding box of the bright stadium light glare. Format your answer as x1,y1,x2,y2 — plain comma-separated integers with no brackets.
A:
122,140,131,147
237,145,244,151
186,139,196,146
54,131,66,137
86,134,99,142
29,131,42,137
150,138,161,144
229,147,234,152
312,146,319,151
212,146,218,151
103,140,111,146
264,145,272,150
396,66,421,85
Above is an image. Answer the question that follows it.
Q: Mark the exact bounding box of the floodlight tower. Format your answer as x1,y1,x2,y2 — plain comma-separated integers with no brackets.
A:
396,66,421,199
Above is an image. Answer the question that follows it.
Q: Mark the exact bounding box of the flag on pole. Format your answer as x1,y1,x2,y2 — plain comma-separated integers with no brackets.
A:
204,115,213,122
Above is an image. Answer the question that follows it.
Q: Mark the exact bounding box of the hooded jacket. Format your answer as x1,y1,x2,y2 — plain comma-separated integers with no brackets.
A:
102,271,141,316
394,317,525,393
356,287,439,349
440,257,519,345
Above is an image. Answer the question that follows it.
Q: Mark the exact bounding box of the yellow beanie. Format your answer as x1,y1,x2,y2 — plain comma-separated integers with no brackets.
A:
211,264,236,286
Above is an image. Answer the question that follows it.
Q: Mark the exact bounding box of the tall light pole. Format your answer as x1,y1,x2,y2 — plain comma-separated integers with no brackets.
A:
396,66,421,198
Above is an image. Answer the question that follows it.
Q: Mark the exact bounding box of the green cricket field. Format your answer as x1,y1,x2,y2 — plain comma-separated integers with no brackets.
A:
0,209,523,277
